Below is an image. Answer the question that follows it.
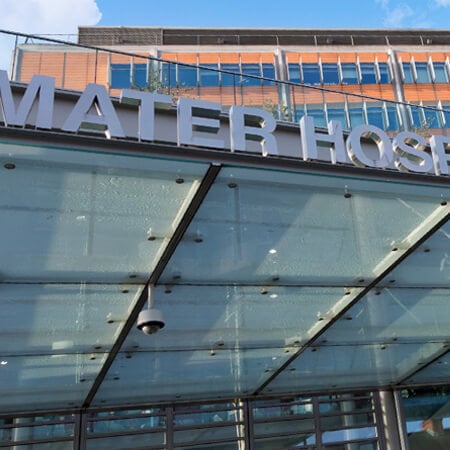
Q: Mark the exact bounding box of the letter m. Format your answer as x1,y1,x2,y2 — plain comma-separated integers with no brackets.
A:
0,70,54,129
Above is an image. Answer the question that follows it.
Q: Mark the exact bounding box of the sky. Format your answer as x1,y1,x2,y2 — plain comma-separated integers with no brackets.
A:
0,0,450,70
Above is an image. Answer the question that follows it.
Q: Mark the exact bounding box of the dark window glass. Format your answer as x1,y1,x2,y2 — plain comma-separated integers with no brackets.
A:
341,63,359,84
349,106,365,127
221,63,240,86
367,105,384,129
322,63,339,85
327,106,348,128
178,65,197,87
262,63,275,85
378,62,391,84
415,62,431,83
133,64,147,88
199,64,219,87
433,62,449,82
302,63,321,84
386,105,400,131
242,64,261,86
161,63,176,88
288,63,301,83
305,106,326,128
423,107,440,128
111,64,131,88
402,62,414,83
409,105,423,128
442,105,450,126
360,63,377,84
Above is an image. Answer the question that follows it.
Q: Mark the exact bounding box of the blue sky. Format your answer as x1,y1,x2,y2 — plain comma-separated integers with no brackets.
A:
94,0,450,29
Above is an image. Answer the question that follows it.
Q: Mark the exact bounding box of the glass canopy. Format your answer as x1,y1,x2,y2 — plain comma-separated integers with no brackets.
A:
0,139,448,413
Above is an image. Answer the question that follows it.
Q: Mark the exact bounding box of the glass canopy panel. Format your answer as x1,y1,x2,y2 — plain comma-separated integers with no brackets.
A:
0,141,209,283
92,285,347,404
0,353,105,412
159,167,447,286
261,342,444,394
0,283,144,355
91,347,294,406
322,288,450,345
405,351,450,385
385,222,450,287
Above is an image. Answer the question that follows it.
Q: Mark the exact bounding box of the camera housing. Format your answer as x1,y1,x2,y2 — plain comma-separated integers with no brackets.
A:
137,308,165,335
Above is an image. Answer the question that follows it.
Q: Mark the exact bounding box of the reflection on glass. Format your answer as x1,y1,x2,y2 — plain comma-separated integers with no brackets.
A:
403,387,450,450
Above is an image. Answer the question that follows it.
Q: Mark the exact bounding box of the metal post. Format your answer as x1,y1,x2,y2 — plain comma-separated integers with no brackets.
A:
378,390,403,450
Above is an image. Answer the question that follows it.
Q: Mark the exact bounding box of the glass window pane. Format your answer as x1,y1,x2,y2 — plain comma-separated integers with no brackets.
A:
423,107,440,128
386,105,400,131
441,104,450,126
200,64,219,87
433,62,449,82
305,105,326,128
378,62,391,83
161,63,176,88
402,62,414,83
110,64,131,89
327,105,348,129
302,63,321,85
360,63,377,84
322,63,339,85
242,63,261,86
415,62,431,83
288,63,301,83
402,387,450,450
178,65,197,87
409,105,423,128
366,105,384,128
262,63,276,85
221,63,240,86
341,63,359,84
349,106,365,127
133,63,147,89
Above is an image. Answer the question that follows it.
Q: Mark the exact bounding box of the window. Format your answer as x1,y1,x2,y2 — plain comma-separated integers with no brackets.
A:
327,105,348,128
423,107,441,128
402,62,414,83
322,63,339,85
221,63,240,86
415,62,431,83
378,63,391,84
133,64,147,88
288,63,301,83
360,63,377,84
386,105,400,131
341,63,359,84
348,105,365,127
242,64,262,86
433,62,449,83
302,63,321,85
178,65,198,87
262,63,276,85
110,64,131,88
409,105,423,128
161,63,176,88
199,64,219,87
366,105,384,129
441,104,450,126
305,105,326,128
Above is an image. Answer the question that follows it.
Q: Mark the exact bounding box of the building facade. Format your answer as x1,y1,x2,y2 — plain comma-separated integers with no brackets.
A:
0,28,449,449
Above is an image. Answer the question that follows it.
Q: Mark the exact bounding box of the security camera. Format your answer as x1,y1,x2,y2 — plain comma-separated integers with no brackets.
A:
137,308,165,335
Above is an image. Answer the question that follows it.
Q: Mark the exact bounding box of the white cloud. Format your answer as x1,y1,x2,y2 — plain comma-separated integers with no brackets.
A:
435,0,450,5
0,0,102,72
383,4,415,26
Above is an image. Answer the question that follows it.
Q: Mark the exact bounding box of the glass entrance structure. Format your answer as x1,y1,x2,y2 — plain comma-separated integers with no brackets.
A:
0,28,449,449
